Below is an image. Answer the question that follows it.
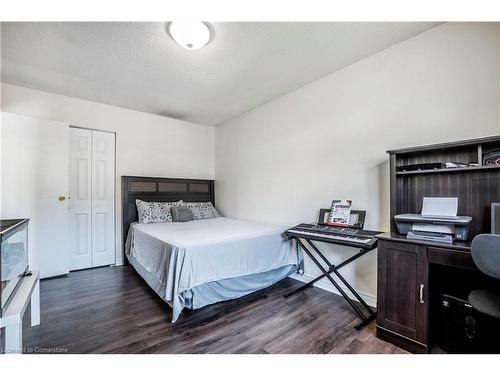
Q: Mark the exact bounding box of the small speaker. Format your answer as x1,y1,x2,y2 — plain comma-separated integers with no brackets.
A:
492,203,500,234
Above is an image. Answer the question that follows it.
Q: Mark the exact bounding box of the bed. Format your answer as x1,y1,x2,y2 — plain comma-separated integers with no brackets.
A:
122,176,303,322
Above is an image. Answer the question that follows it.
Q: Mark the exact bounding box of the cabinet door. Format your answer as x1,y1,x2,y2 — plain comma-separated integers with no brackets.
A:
377,240,428,343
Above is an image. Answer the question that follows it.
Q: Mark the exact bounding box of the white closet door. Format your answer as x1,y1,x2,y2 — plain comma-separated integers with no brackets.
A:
69,128,92,270
91,130,115,267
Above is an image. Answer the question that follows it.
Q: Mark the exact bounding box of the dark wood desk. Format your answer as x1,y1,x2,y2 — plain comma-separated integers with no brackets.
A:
377,136,500,352
375,233,477,353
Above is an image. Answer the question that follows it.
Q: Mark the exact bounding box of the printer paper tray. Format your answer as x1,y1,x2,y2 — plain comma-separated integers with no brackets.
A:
412,223,454,234
407,231,454,244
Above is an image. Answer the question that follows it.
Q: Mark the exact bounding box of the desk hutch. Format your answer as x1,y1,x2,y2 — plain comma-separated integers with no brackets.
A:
376,135,500,353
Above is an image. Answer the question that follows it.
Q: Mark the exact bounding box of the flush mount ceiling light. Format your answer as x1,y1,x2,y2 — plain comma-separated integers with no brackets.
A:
166,22,213,50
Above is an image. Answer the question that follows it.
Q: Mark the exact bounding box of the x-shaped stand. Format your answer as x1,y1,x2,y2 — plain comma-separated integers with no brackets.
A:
284,237,377,330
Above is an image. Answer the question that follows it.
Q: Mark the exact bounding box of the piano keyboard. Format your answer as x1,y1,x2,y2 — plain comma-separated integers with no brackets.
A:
284,223,382,249
287,229,372,244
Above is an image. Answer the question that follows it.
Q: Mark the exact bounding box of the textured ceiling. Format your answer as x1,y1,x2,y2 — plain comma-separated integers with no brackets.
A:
1,22,439,126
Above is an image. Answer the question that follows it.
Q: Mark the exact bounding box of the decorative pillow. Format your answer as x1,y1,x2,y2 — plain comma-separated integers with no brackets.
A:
184,201,220,220
135,199,183,223
170,205,194,222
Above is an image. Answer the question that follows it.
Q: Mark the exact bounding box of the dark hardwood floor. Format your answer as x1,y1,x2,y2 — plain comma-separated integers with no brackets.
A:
22,266,407,354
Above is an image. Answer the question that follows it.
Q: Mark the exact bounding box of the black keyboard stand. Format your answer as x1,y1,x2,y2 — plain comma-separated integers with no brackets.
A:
284,236,377,330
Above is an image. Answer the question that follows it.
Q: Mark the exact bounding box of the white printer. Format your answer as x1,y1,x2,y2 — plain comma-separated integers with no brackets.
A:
394,197,472,244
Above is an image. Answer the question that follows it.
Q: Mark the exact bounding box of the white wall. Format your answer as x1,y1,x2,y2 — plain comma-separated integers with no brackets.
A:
1,83,215,267
215,22,500,304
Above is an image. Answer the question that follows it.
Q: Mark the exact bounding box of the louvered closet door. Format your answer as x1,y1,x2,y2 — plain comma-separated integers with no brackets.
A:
91,130,115,267
69,128,93,270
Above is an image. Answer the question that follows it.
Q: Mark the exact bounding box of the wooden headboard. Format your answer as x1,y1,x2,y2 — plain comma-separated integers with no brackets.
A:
121,176,215,255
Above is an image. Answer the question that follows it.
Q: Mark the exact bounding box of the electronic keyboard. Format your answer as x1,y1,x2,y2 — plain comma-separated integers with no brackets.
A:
284,223,382,250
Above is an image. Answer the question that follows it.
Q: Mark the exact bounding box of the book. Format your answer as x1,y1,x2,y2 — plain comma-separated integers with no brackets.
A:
328,199,352,227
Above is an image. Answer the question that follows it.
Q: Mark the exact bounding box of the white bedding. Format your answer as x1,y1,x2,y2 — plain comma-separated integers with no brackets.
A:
126,217,302,322
134,217,286,247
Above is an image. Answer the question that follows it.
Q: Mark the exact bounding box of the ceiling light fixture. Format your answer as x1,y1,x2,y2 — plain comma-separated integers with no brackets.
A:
166,22,213,50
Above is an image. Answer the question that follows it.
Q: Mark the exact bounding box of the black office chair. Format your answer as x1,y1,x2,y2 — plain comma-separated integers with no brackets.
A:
468,234,500,319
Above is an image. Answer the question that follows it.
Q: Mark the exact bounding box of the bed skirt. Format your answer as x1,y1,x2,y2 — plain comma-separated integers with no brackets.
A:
127,254,298,319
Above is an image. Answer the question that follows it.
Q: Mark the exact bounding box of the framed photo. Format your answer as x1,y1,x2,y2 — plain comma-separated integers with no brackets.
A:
317,208,366,229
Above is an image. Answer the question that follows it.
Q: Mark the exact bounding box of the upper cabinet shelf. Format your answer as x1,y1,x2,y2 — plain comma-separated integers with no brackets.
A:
387,134,500,237
395,164,500,176
390,135,500,177
387,135,500,155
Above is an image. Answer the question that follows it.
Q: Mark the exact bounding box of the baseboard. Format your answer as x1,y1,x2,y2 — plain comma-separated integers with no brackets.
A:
41,273,69,281
288,273,377,307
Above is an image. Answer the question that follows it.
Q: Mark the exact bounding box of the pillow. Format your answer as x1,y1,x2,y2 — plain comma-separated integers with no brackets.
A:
135,199,183,224
184,201,220,220
170,205,194,222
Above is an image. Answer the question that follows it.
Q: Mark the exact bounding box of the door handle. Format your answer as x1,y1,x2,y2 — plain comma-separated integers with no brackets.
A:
419,284,425,304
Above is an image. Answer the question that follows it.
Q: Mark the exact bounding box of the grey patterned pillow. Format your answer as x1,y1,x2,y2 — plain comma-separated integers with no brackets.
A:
184,201,220,220
171,205,194,222
135,199,183,224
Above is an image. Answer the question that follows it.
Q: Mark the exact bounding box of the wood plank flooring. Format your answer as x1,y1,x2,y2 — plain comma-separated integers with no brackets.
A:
21,266,407,354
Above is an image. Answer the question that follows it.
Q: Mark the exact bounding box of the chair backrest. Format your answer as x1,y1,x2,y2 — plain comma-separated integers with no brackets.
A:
471,234,500,279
